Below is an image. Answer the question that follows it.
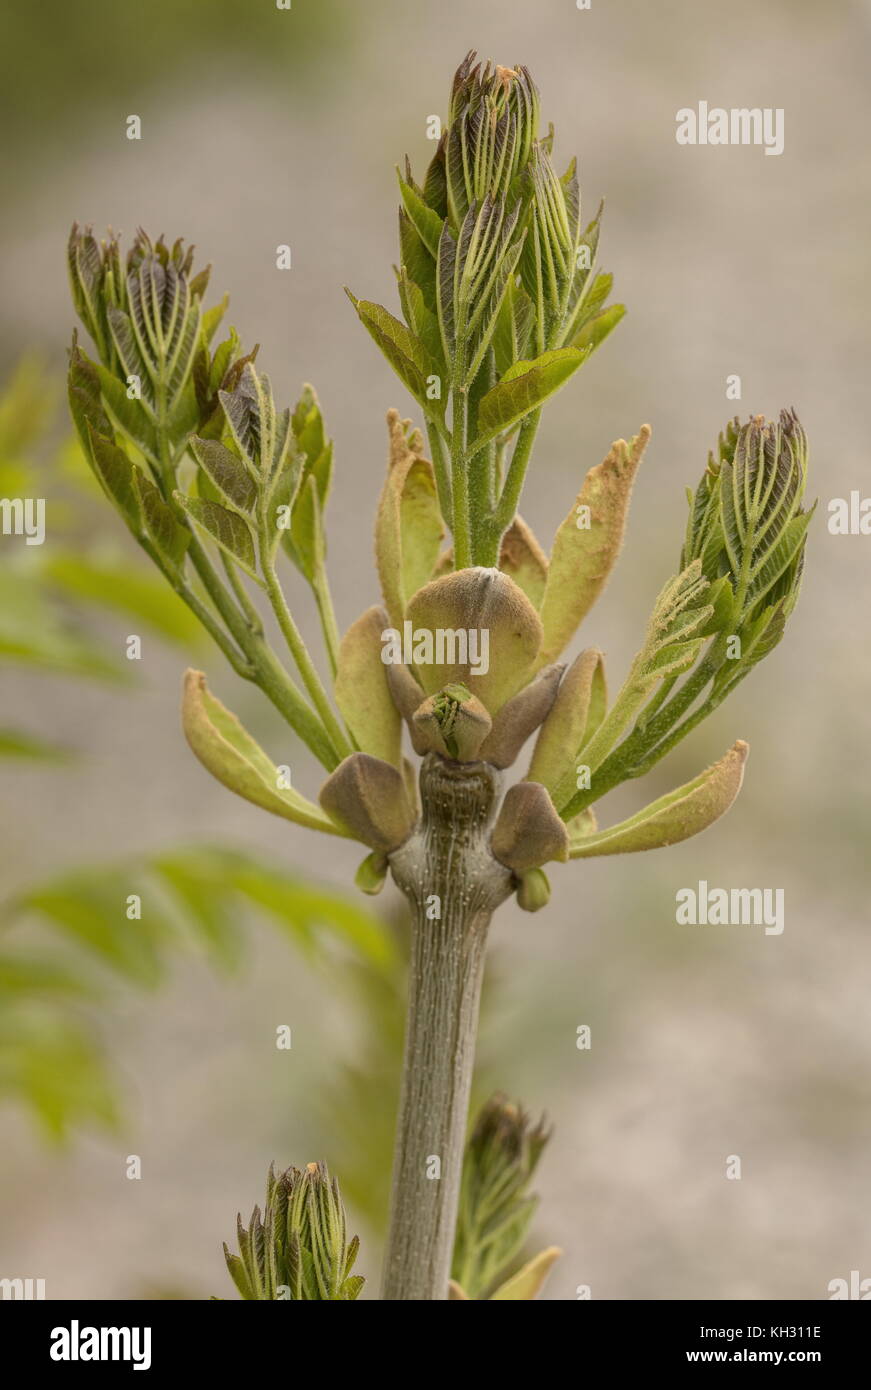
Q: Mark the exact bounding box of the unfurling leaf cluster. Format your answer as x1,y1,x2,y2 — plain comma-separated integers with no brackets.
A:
66,56,813,925
451,1092,556,1300
68,223,351,772
348,51,625,568
223,1162,364,1301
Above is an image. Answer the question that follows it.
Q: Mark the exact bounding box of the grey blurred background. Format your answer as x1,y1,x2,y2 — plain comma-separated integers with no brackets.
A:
1,0,870,1299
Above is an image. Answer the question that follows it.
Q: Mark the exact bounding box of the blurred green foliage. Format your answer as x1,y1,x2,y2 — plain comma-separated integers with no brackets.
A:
0,1,358,183
0,361,394,1143
0,356,204,751
1,845,394,1142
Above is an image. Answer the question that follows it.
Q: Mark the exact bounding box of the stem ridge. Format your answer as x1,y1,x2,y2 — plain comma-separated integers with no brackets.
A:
383,755,513,1300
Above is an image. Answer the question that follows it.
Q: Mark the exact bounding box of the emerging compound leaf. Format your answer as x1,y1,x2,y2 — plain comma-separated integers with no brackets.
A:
558,561,715,793
453,1091,552,1299
223,1163,365,1301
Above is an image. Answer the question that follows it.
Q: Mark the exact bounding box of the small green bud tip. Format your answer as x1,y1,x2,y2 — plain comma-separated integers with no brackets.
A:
355,850,389,895
440,682,472,703
517,866,551,912
432,683,472,756
442,52,541,225
467,1091,552,1173
682,407,811,628
412,686,492,761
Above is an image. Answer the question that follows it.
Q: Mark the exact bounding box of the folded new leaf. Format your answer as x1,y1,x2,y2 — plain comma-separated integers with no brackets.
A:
488,1246,562,1301
182,670,346,836
528,648,606,793
398,172,444,256
333,606,402,767
218,363,290,479
568,740,748,858
349,293,421,389
133,469,190,572
572,302,626,355
68,339,112,452
436,197,527,389
472,347,588,450
498,517,548,609
536,427,650,669
189,436,258,513
375,410,445,627
478,663,563,768
282,383,334,582
385,662,431,755
82,419,142,534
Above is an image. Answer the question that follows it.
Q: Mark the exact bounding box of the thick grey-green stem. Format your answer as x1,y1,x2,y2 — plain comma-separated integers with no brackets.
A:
383,754,514,1300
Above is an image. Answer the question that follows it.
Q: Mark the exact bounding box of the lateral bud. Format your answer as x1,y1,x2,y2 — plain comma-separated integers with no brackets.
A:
491,781,569,872
516,866,551,912
319,752,417,852
479,663,564,768
355,850,389,895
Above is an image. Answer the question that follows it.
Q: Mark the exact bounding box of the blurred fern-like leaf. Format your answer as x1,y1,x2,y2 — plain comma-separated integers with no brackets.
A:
1,847,393,1141
0,361,393,1142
